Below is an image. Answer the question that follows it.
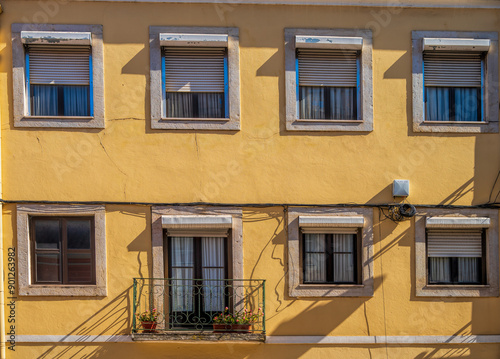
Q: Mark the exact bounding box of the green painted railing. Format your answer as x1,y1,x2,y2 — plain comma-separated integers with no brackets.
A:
133,278,265,334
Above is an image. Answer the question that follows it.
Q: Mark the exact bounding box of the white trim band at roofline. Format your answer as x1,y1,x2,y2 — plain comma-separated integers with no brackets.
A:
57,0,500,9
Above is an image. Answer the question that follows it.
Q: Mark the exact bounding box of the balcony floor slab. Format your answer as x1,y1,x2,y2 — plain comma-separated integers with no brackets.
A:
132,331,266,343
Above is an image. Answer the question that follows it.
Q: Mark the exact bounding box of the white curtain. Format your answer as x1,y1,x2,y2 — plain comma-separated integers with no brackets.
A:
425,87,480,122
458,257,480,283
332,234,355,283
202,237,225,312
166,92,224,118
31,85,89,117
170,237,194,312
299,87,356,120
304,234,326,282
429,257,451,283
429,257,480,284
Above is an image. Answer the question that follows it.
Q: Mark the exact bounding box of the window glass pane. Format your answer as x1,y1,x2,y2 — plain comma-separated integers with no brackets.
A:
62,85,90,116
201,237,225,312
304,234,326,282
67,219,92,249
170,237,194,267
202,237,225,268
166,92,224,118
31,85,58,116
31,85,90,117
428,257,451,283
202,268,225,312
171,268,194,312
304,253,326,282
299,86,357,120
332,233,354,253
34,219,60,249
332,234,355,283
458,257,481,284
333,254,354,282
67,252,92,283
425,87,480,122
304,233,325,252
36,253,60,282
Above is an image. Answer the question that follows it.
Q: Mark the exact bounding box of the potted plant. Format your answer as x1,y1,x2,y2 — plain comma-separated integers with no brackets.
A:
136,308,159,333
213,307,262,333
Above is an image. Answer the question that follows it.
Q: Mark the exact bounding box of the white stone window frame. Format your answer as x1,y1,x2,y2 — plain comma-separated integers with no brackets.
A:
285,28,373,132
412,31,499,133
17,204,107,297
287,207,374,297
11,23,104,129
415,208,499,297
150,26,240,131
151,206,243,280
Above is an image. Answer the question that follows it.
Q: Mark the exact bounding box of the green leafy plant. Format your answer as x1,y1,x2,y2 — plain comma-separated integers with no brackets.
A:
213,307,262,325
136,308,159,323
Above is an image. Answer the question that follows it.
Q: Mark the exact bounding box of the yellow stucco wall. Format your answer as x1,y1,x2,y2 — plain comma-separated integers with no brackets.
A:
0,0,499,357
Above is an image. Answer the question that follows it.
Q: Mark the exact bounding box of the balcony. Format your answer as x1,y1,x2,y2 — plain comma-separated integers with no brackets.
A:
132,278,266,342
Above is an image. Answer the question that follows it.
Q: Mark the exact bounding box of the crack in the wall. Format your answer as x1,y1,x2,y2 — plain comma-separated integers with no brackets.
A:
98,136,127,176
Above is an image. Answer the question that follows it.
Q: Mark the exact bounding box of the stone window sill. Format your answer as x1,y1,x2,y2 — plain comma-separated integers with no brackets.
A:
20,285,106,297
15,116,103,129
131,331,265,342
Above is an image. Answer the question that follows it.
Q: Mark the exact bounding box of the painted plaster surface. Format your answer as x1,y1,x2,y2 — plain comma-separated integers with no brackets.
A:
0,1,499,357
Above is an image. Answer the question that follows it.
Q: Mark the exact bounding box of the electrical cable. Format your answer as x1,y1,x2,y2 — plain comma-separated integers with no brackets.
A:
2,198,500,209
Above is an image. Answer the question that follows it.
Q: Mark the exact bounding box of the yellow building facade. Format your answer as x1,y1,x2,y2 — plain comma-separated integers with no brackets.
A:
0,0,500,358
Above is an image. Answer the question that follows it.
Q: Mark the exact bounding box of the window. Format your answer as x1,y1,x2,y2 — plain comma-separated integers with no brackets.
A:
415,209,499,297
164,47,226,119
287,207,374,297
27,45,92,117
297,48,359,121
427,228,485,285
285,29,373,132
12,24,104,128
150,27,240,130
31,217,95,285
151,207,244,330
168,235,228,328
17,205,106,296
303,231,359,284
412,31,499,133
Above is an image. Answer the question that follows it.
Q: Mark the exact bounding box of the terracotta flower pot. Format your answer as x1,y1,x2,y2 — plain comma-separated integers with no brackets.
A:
213,324,251,333
213,324,231,333
141,321,157,333
230,324,251,333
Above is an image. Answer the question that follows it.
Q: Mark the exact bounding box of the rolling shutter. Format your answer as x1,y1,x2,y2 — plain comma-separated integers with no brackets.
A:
427,229,483,258
28,45,90,85
164,48,225,92
423,52,482,87
298,49,357,87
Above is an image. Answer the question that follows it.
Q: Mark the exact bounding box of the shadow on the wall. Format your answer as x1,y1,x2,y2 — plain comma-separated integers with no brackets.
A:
35,286,132,359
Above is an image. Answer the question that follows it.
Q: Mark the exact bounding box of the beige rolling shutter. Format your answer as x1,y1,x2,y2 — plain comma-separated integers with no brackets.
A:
297,49,357,87
28,45,90,85
423,52,482,87
164,48,225,92
427,229,483,257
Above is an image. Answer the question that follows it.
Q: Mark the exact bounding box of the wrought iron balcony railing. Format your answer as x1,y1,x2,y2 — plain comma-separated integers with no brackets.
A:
132,278,265,334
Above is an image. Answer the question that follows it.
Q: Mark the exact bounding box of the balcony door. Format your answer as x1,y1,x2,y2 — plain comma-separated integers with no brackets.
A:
168,236,228,329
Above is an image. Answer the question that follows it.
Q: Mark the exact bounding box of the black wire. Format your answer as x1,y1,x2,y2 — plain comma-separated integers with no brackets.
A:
2,198,500,209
